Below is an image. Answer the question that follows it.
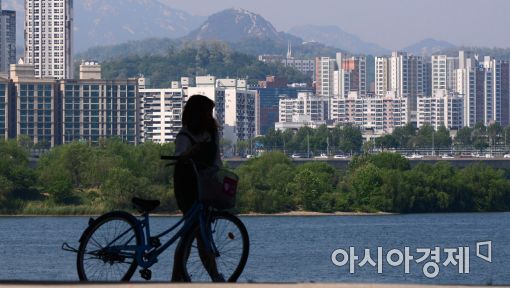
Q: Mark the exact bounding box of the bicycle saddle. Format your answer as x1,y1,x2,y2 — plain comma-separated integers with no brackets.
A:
132,197,160,213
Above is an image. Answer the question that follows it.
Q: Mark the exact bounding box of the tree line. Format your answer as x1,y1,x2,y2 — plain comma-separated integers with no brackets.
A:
101,41,310,88
236,122,510,157
1,138,510,215
235,123,364,156
236,151,510,213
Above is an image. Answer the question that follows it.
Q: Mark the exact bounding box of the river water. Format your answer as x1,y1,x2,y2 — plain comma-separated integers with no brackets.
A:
0,213,508,284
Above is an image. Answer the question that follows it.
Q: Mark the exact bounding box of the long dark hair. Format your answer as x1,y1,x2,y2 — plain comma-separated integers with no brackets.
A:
182,95,219,135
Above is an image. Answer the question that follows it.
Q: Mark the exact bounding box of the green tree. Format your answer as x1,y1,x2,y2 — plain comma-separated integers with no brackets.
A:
288,162,336,211
334,124,363,153
455,126,474,146
392,124,416,148
472,123,488,152
363,140,375,154
375,134,398,150
235,152,295,213
503,125,510,148
434,126,452,148
0,140,38,204
348,163,390,211
47,176,75,205
487,122,502,147
100,168,149,210
413,123,434,148
350,152,410,172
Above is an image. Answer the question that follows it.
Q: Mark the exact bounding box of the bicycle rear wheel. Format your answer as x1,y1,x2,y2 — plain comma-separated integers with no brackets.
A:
179,211,249,282
77,211,141,281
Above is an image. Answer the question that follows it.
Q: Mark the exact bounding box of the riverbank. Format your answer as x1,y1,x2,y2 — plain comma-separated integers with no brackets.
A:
0,210,392,217
0,282,503,288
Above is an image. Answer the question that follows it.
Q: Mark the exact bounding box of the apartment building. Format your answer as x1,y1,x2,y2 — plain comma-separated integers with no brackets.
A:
258,44,315,76
417,90,464,130
0,75,9,139
10,60,57,147
334,52,367,98
330,93,408,133
456,51,510,127
315,57,336,98
24,0,73,79
60,73,140,145
431,55,459,94
276,92,328,130
0,0,16,74
375,52,424,114
253,76,314,134
4,61,140,147
139,87,184,143
186,76,257,143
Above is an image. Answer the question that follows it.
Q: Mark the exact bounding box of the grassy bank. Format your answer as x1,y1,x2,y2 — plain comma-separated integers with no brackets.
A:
2,139,510,216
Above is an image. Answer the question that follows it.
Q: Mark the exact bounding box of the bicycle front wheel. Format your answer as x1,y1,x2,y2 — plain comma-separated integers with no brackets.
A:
180,211,250,282
77,211,142,281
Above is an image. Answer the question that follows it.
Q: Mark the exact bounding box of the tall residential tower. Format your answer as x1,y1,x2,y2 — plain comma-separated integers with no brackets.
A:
24,0,73,79
0,0,16,73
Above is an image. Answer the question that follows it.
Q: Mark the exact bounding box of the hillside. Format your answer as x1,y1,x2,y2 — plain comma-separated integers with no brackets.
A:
288,25,389,55
100,42,311,88
438,46,510,59
3,0,205,52
186,8,283,42
403,38,456,56
76,8,345,62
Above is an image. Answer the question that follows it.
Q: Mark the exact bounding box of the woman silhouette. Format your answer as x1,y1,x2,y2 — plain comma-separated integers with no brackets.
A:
171,94,223,282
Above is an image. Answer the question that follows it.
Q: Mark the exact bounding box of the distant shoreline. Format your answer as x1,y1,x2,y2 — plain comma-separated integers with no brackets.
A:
2,211,509,217
0,211,393,217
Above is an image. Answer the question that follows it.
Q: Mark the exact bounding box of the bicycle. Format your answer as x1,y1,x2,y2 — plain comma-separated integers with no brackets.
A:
62,156,249,282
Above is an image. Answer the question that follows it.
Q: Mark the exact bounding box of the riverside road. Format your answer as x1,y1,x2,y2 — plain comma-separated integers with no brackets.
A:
225,158,510,169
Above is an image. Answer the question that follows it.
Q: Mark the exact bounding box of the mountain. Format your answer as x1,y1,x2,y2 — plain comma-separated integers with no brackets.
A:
3,0,205,52
184,8,345,58
403,38,456,56
288,25,389,56
186,8,283,42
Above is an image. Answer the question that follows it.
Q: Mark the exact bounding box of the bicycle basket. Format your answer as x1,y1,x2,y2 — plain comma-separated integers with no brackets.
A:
199,167,239,210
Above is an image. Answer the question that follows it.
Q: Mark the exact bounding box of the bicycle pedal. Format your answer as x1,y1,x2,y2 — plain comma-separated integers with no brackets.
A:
140,268,152,281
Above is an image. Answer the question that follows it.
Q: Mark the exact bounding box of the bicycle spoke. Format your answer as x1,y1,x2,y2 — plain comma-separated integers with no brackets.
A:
181,212,249,283
78,213,140,282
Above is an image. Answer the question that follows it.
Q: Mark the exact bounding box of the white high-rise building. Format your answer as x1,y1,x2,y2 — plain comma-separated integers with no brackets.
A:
417,90,464,130
335,52,367,98
483,57,510,127
455,51,510,127
276,92,328,130
315,56,336,98
431,55,458,94
24,0,73,79
375,52,424,114
278,92,328,123
187,76,257,144
0,0,16,73
330,93,408,133
139,87,184,143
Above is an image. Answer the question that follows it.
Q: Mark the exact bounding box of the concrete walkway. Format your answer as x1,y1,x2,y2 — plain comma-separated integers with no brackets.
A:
0,284,506,288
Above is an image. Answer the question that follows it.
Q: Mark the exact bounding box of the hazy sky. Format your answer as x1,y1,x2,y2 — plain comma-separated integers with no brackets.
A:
162,0,510,49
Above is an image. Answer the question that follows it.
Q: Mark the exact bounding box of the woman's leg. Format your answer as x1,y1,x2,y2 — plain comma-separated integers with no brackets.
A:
172,163,198,282
196,234,224,282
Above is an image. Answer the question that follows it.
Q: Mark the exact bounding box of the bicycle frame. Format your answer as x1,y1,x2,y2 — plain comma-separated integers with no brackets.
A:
98,159,219,270
96,202,216,270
